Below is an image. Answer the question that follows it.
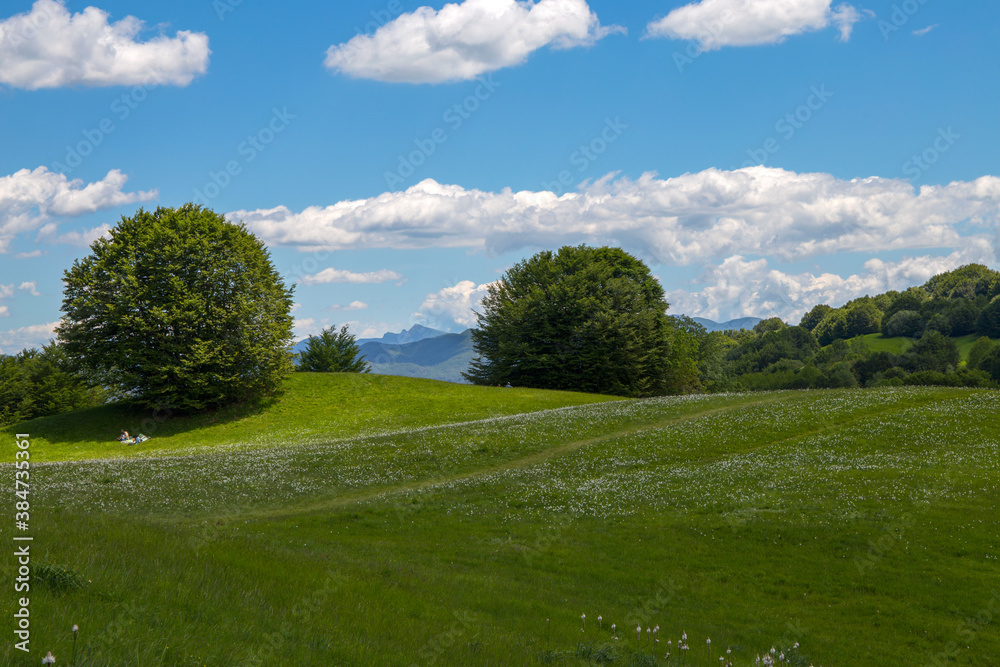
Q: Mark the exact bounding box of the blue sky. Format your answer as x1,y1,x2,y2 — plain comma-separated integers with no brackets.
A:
2,0,999,352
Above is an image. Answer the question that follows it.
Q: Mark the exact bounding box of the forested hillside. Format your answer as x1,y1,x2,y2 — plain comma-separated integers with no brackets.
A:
680,264,1000,392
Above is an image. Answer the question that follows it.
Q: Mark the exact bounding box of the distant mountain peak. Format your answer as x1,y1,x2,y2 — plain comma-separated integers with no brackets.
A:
689,316,762,332
357,324,448,346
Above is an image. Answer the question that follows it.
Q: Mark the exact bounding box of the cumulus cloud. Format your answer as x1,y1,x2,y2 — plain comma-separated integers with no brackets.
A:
300,268,404,285
0,320,58,354
418,280,495,329
293,317,323,340
325,0,623,83
0,0,210,89
668,242,997,323
36,223,113,248
0,167,155,253
18,282,41,296
645,0,863,49
234,167,1000,267
0,285,14,316
329,301,369,312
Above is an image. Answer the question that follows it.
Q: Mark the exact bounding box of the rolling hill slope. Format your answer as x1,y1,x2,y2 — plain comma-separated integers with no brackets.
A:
5,384,999,665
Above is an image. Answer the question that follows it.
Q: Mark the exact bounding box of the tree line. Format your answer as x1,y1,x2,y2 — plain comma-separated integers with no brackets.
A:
671,263,1000,393
4,204,1000,428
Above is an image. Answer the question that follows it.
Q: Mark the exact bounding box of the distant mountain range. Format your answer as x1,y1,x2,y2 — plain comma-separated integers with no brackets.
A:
293,326,474,383
357,324,447,346
360,330,474,383
291,324,447,357
293,318,761,383
689,316,762,332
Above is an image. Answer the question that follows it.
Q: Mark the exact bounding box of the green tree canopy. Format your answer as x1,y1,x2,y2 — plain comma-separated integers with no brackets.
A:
968,336,995,371
297,325,370,373
883,287,929,324
753,317,787,334
726,325,819,375
922,264,1000,299
464,245,679,397
904,330,960,373
844,302,883,337
813,309,848,346
976,297,1000,338
57,205,295,412
799,304,832,331
1,342,106,426
884,310,924,338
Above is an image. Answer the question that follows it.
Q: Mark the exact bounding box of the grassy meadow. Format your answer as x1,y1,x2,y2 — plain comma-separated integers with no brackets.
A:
2,376,999,665
858,332,986,363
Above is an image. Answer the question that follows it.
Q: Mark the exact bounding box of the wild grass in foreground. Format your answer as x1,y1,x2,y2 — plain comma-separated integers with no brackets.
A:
2,386,998,665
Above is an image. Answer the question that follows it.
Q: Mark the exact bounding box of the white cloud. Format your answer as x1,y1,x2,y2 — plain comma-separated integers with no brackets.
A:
329,301,369,312
325,0,623,83
419,280,495,329
0,320,58,354
0,0,210,89
293,317,323,340
0,167,156,252
36,223,113,248
668,242,997,323
0,306,8,318
235,168,1000,267
645,0,862,49
301,268,404,285
912,24,938,37
17,282,41,296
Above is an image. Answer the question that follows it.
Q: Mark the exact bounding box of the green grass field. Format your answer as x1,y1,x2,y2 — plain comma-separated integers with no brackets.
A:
858,332,914,356
3,377,999,665
859,332,989,364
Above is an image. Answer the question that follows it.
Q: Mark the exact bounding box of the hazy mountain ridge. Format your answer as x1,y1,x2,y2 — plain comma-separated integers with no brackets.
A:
689,316,763,332
360,330,474,383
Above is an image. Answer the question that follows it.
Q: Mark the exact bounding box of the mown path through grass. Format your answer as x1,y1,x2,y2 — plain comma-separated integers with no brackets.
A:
10,386,999,666
229,392,796,521
177,387,965,522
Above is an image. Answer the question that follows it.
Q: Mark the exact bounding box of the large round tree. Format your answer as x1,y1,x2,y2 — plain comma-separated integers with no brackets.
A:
464,245,676,397
57,205,295,412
